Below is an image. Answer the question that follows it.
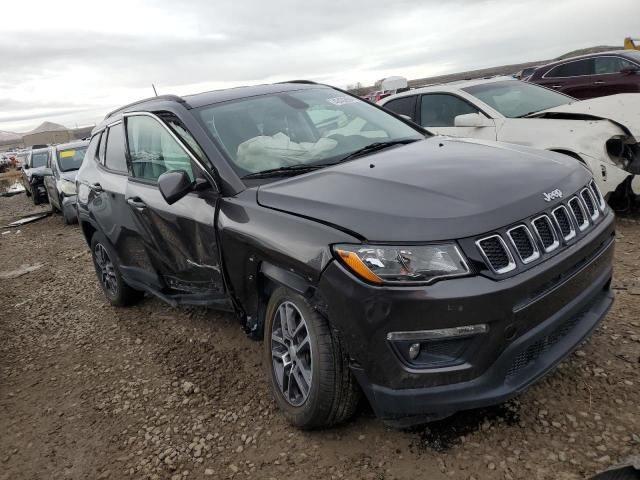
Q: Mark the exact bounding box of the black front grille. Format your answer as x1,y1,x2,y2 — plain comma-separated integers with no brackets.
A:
509,226,534,260
553,207,572,238
478,236,511,271
506,314,582,379
474,182,601,276
569,197,585,226
581,190,596,217
533,216,556,250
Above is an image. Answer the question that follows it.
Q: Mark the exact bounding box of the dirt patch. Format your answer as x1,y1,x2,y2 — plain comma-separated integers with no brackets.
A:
1,193,638,480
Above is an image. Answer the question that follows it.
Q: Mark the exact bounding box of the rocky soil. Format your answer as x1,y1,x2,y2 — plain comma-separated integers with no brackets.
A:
1,193,638,480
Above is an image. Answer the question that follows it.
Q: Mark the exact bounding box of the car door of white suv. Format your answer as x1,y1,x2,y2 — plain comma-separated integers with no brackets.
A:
418,93,497,140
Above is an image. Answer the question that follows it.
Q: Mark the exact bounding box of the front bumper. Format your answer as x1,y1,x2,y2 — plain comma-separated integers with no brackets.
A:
61,195,78,224
318,212,615,426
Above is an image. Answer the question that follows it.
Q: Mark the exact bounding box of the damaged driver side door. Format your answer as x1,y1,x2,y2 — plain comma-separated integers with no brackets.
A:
123,112,228,306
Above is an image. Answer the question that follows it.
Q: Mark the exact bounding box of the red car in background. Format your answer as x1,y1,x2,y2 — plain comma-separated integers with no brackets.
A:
527,50,640,99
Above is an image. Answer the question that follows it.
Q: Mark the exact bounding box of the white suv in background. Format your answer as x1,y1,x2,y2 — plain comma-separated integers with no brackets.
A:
379,77,640,207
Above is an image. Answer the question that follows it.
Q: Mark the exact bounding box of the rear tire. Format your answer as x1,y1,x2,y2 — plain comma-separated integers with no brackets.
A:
90,232,144,307
264,287,360,429
63,209,74,225
50,196,60,214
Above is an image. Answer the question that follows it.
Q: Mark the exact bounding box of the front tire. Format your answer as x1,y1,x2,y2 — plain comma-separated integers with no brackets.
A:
264,287,360,429
90,232,144,307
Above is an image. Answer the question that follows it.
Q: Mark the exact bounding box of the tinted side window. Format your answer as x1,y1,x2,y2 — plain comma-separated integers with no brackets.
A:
104,123,128,173
420,94,479,127
86,134,100,164
594,56,637,74
126,115,194,182
546,59,595,78
384,96,417,120
31,151,49,168
98,132,106,164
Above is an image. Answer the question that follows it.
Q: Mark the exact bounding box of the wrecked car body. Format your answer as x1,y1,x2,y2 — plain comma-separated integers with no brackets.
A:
20,147,50,205
40,140,89,224
76,82,614,429
379,78,639,205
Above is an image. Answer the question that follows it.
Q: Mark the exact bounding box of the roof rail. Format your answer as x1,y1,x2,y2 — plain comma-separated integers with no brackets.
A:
104,94,186,119
276,79,319,85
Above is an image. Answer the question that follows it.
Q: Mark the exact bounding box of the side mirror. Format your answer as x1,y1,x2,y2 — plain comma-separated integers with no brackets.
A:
158,169,193,205
454,113,492,128
621,66,639,75
31,167,53,178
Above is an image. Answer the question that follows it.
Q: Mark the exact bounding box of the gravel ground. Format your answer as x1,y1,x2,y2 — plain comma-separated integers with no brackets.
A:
1,192,638,480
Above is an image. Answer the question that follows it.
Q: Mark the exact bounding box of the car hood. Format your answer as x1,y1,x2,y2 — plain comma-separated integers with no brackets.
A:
61,170,78,182
533,94,640,139
25,165,47,180
257,137,591,242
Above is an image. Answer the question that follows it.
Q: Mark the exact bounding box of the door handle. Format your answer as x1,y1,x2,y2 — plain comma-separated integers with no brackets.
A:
90,182,103,193
550,85,563,89
126,197,147,210
594,81,606,85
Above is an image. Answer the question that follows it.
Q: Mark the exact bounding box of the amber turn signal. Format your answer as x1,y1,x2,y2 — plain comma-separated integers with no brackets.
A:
335,249,383,285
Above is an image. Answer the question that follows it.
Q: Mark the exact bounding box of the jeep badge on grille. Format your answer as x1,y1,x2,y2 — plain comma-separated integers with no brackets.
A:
543,189,563,202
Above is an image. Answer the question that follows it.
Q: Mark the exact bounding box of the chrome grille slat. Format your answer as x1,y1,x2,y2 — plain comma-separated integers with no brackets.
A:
507,225,540,264
589,180,606,211
551,205,576,241
476,235,516,274
568,196,589,231
580,188,600,221
531,215,559,253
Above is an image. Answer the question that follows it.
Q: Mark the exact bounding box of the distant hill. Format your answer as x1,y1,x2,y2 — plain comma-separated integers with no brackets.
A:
0,122,94,148
26,121,68,134
0,130,21,143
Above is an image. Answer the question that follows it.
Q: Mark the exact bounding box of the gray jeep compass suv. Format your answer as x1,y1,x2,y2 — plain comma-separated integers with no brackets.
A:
76,81,615,429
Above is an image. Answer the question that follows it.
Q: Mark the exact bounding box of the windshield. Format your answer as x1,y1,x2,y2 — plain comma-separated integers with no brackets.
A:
195,87,423,177
31,151,49,168
463,80,574,118
57,146,87,171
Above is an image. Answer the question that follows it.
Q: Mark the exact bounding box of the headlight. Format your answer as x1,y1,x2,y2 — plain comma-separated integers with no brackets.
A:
333,244,470,285
60,179,77,196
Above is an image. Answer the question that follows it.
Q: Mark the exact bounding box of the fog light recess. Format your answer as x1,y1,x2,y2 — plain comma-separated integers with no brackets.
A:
387,324,489,368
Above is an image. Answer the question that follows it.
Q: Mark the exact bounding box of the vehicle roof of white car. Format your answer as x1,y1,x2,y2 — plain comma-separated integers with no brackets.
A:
55,139,89,151
378,76,519,103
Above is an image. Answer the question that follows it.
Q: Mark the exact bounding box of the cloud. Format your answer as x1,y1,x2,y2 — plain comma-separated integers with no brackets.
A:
0,0,638,131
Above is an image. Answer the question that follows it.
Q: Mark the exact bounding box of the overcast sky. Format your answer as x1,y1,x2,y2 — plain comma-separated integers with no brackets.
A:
1,0,638,132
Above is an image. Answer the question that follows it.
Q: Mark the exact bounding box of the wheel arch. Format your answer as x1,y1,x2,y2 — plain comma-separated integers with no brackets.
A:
249,262,321,340
80,220,97,247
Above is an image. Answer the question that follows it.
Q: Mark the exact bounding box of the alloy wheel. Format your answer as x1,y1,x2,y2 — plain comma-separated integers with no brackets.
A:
271,301,313,407
94,243,118,296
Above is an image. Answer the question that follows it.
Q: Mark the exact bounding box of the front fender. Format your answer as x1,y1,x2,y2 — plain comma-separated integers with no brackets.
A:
218,190,359,334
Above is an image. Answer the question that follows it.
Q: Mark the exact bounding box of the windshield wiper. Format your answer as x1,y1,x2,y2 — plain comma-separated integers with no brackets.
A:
517,110,543,118
334,139,419,163
242,164,323,179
